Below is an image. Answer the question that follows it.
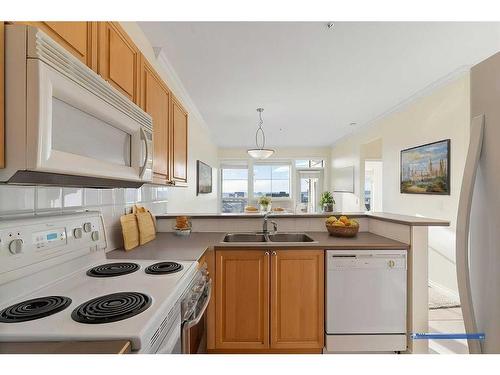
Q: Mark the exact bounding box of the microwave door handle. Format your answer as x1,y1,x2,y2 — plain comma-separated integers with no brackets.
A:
184,279,212,330
139,127,149,179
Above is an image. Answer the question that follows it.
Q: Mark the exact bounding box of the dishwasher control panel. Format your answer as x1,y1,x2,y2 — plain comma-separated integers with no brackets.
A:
328,252,406,270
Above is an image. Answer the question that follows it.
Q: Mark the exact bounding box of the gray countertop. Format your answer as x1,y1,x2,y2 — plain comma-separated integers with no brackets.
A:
107,232,224,261
155,212,449,226
214,231,409,250
107,231,408,262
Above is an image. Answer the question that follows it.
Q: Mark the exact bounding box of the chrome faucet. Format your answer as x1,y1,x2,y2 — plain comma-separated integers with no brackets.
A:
262,212,278,234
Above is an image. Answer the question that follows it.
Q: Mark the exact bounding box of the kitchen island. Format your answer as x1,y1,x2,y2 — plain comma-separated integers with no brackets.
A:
107,231,409,353
108,211,448,354
107,212,449,353
108,229,408,354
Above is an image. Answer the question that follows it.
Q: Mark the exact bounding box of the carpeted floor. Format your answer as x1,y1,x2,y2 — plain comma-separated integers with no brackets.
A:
429,284,460,309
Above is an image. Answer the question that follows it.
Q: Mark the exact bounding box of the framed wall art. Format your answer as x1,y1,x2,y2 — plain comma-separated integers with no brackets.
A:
400,139,450,195
197,160,213,195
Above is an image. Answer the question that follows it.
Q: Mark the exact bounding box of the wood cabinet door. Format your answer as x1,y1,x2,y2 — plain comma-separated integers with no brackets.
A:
98,22,140,104
171,96,188,184
22,22,97,69
271,250,324,349
215,250,270,349
141,61,170,184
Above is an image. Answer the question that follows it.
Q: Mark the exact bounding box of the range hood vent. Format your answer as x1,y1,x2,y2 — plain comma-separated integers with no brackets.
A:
7,171,144,189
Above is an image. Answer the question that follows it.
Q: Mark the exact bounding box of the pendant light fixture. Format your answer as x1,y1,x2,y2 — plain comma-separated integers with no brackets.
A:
247,108,275,159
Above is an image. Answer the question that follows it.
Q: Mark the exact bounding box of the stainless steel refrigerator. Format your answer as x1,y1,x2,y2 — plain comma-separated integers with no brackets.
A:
457,51,500,354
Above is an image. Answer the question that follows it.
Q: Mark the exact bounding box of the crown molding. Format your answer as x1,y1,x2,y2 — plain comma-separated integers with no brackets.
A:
331,65,471,148
154,48,213,137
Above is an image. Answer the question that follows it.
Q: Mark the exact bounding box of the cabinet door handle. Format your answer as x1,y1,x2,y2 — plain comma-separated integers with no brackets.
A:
272,251,277,256
265,251,270,256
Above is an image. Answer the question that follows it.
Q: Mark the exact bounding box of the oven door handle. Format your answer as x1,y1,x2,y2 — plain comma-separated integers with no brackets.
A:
184,279,212,330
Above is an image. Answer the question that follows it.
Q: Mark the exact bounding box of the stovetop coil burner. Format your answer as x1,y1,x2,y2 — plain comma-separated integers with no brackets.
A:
145,261,183,275
71,292,151,324
0,296,72,323
86,262,140,277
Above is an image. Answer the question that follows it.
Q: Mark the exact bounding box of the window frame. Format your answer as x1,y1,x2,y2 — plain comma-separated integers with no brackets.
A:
295,159,324,168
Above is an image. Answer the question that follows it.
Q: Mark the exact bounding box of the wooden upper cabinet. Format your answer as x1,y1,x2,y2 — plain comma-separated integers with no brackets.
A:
171,96,188,184
11,21,190,184
141,60,170,184
98,22,140,104
22,22,97,69
215,250,270,349
271,250,324,349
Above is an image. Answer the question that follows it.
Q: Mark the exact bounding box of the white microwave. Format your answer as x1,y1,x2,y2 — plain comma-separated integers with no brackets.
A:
1,25,153,188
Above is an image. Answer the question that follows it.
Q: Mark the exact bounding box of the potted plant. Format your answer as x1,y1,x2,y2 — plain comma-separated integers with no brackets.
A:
258,196,272,212
320,191,335,212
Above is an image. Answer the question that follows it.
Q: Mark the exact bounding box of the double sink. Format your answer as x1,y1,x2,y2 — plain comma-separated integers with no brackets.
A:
223,232,316,243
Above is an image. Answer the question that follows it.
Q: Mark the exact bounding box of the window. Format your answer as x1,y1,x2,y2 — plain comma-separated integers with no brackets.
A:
254,164,290,198
221,168,248,213
295,160,324,168
295,160,309,168
310,160,324,168
298,170,322,213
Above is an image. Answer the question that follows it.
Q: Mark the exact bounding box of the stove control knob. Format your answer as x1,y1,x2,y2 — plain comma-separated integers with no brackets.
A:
73,228,83,239
9,239,23,255
91,231,100,242
83,222,92,233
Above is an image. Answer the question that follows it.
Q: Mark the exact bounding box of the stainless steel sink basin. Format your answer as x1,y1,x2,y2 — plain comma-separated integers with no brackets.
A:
222,232,315,243
223,233,267,242
267,233,315,243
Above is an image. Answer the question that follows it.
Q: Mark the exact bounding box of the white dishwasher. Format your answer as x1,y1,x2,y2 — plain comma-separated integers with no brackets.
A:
325,249,407,353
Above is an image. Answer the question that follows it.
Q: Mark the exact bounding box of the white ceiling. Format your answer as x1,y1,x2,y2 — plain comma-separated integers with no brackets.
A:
139,22,500,148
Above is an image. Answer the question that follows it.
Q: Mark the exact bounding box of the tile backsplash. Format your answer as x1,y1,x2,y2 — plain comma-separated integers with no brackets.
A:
0,184,169,251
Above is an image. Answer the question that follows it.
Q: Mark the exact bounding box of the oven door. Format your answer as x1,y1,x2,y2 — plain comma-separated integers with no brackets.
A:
25,58,153,183
155,316,183,354
181,279,212,354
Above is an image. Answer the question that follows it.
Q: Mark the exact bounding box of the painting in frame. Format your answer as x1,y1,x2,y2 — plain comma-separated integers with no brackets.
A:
400,139,450,195
196,160,213,195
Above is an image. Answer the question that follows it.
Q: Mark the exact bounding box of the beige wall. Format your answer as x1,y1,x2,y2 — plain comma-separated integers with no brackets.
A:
330,74,470,295
120,22,219,213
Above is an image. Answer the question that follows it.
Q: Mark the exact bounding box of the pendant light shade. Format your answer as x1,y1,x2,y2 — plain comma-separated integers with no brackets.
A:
247,148,275,159
247,108,275,159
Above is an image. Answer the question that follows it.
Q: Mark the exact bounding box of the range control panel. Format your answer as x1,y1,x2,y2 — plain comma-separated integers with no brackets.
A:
32,228,67,251
0,212,106,281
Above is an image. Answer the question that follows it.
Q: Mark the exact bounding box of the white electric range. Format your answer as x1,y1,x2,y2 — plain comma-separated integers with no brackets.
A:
0,211,210,354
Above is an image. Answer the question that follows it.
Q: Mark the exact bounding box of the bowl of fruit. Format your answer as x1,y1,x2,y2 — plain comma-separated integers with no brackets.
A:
174,216,192,236
325,215,359,237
